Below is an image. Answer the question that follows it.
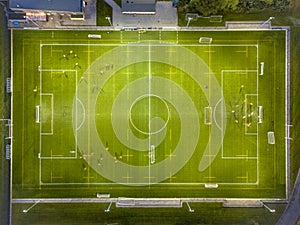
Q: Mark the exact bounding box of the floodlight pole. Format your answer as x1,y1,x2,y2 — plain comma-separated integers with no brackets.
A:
260,17,275,28
105,16,112,26
26,16,40,28
104,201,113,213
186,202,194,213
22,200,40,213
186,17,192,28
261,201,275,213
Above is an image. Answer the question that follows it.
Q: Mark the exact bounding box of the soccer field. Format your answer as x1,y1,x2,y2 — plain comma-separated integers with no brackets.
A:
12,29,288,199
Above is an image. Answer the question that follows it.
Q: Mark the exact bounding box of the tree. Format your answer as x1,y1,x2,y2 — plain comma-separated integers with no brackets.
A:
177,0,290,15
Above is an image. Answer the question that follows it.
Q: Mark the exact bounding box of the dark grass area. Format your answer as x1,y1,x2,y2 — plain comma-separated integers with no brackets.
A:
0,5,3,225
96,0,113,26
12,202,286,225
290,27,300,193
1,5,11,225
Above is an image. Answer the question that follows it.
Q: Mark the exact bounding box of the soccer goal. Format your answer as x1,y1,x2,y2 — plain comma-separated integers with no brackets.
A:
258,106,263,123
205,183,218,188
268,131,275,144
260,62,264,75
199,37,212,44
204,106,212,125
35,105,40,123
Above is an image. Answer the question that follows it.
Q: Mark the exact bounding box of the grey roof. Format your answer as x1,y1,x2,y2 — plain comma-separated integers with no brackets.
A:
9,0,83,13
122,0,156,13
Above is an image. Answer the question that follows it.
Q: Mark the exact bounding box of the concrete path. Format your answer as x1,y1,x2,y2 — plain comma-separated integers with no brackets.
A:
104,0,177,28
276,168,300,225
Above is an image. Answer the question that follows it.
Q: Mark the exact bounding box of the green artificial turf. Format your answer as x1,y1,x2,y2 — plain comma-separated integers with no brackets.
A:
11,29,287,201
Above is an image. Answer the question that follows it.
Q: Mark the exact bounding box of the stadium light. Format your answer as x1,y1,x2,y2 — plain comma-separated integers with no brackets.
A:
104,201,113,213
261,201,275,213
260,17,275,28
22,200,40,213
105,16,112,26
186,17,192,28
186,202,194,213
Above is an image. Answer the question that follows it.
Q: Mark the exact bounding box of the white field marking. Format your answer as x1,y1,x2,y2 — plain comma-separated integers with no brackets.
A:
36,105,40,123
40,156,80,160
41,43,259,47
148,43,151,186
256,44,259,185
76,98,86,131
39,43,43,186
222,156,257,160
38,43,262,186
39,181,259,186
285,28,290,199
221,70,259,162
159,31,179,44
244,94,258,136
40,69,76,72
39,67,78,160
213,98,223,131
204,106,212,125
40,93,54,135
159,30,162,43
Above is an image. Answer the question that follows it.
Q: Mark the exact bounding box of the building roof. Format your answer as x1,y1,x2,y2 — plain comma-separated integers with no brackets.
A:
9,0,83,13
122,0,156,14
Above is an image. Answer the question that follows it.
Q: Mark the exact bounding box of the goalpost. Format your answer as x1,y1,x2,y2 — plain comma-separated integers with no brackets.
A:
35,105,40,123
258,106,263,123
199,37,212,44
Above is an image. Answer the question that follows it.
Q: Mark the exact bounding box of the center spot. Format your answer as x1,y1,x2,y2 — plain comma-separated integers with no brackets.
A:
129,94,170,135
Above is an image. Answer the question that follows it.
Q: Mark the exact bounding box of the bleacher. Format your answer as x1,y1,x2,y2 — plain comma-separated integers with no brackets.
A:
6,144,11,160
6,78,11,93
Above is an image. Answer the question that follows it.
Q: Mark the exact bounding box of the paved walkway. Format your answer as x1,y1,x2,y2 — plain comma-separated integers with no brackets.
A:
104,0,177,28
276,168,300,225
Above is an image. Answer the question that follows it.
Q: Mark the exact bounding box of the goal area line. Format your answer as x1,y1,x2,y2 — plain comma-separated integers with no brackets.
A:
220,69,259,185
38,181,259,186
38,67,79,162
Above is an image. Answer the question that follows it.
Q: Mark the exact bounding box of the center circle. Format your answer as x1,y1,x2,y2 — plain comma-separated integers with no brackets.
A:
129,94,170,135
